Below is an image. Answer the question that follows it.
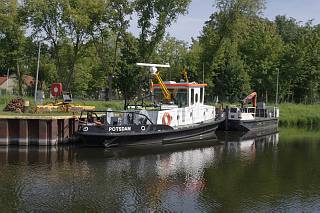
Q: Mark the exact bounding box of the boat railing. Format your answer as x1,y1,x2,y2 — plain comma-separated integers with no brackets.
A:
241,107,256,117
255,107,279,118
79,110,154,126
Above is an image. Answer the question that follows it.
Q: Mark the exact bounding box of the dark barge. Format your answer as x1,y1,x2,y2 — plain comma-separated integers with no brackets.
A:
221,92,279,131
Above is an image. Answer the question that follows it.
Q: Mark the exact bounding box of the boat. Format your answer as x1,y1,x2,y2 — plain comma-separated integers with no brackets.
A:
222,92,279,131
76,63,224,147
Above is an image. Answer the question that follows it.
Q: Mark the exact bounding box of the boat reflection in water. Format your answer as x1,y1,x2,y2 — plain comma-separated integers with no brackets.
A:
0,146,77,166
0,129,280,212
217,128,279,160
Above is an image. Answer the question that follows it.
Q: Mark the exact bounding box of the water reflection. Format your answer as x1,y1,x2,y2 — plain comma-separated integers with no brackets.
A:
219,130,279,161
1,129,320,212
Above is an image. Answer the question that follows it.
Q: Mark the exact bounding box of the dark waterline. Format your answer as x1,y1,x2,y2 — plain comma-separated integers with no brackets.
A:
1,129,320,212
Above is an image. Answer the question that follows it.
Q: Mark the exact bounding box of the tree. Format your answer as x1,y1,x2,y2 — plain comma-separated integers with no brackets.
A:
275,17,320,103
198,0,266,101
24,0,65,86
0,0,27,95
25,0,104,92
240,18,284,102
211,39,251,102
86,0,132,100
114,34,140,109
153,34,188,81
135,0,191,61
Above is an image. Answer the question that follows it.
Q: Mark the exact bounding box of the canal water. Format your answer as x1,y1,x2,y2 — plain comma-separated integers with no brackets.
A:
1,128,320,212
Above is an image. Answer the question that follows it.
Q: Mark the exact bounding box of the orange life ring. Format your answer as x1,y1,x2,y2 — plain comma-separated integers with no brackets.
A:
162,112,171,125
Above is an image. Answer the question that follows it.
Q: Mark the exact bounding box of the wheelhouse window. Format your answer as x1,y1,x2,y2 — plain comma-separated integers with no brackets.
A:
191,89,194,105
195,93,199,103
230,108,238,113
175,89,188,107
154,88,163,103
154,88,187,107
200,88,204,103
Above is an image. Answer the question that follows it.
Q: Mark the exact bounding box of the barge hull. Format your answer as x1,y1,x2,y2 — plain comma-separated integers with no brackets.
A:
227,118,278,131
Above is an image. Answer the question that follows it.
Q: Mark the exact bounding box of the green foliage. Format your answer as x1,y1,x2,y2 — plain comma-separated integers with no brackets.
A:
198,0,265,101
211,39,251,102
241,19,284,101
196,0,320,104
1,0,320,106
0,1,28,95
276,18,320,103
113,34,141,108
135,0,191,61
74,100,124,110
152,35,188,81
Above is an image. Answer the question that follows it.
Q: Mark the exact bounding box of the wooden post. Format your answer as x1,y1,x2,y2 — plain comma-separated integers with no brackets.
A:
38,120,48,146
0,120,8,145
225,106,229,131
18,120,29,146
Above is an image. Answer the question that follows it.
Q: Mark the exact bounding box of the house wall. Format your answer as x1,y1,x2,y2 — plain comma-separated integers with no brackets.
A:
0,78,18,95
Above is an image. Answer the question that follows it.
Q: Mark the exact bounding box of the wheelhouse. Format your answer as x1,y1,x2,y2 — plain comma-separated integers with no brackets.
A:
152,81,207,108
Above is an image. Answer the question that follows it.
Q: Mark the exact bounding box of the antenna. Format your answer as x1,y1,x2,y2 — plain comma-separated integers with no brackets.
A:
136,63,170,68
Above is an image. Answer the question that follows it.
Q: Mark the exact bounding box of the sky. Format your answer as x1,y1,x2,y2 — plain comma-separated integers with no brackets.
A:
129,0,320,43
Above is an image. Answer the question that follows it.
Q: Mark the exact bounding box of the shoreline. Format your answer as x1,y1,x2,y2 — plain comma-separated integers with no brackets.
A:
1,96,320,128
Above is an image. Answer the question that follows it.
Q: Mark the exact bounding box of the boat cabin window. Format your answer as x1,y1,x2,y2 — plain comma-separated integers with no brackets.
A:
191,89,194,105
241,108,255,113
248,107,255,113
230,108,238,113
154,88,175,103
175,89,188,107
154,88,188,107
153,89,163,103
195,93,199,103
200,88,204,103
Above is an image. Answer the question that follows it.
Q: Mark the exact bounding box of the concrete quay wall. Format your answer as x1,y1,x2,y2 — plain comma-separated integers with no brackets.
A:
0,115,78,146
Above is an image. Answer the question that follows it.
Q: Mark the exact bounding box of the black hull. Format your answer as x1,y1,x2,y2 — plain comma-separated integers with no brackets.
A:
226,118,278,131
77,119,224,147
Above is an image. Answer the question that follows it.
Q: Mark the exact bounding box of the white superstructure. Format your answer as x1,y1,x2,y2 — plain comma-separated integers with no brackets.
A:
149,81,216,128
135,63,216,128
228,106,279,121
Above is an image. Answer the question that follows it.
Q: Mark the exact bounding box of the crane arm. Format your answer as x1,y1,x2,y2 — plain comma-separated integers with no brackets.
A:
154,72,171,101
242,92,257,107
182,68,189,83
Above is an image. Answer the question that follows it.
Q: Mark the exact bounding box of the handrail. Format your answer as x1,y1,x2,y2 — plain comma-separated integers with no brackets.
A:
79,110,154,125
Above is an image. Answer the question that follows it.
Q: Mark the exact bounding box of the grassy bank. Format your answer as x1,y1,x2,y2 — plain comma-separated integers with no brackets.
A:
279,103,320,128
